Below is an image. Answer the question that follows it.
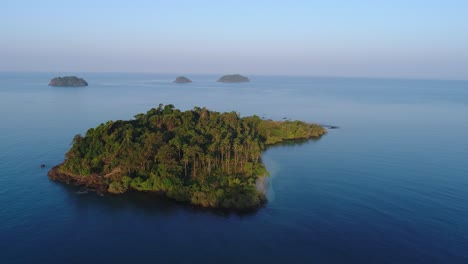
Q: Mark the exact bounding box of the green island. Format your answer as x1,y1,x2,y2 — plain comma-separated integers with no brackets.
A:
217,74,250,83
49,76,88,87
173,76,192,83
49,104,326,210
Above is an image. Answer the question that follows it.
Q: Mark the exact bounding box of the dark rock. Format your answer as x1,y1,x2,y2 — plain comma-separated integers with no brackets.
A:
48,164,108,194
76,187,88,194
49,76,88,87
40,164,46,168
217,74,250,83
173,76,192,83
321,124,340,129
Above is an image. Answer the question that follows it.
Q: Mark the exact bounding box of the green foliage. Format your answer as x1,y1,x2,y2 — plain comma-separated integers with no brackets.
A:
108,181,127,194
60,105,326,209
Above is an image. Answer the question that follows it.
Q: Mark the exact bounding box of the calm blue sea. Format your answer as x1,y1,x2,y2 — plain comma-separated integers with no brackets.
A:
0,72,467,263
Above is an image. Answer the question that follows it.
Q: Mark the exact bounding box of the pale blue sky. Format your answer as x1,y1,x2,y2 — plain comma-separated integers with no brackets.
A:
2,0,468,79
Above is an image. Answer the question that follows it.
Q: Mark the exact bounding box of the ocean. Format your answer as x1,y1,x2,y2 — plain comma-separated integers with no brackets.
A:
0,72,467,263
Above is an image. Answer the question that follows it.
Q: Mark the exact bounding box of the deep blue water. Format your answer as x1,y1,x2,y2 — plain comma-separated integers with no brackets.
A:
1,72,467,263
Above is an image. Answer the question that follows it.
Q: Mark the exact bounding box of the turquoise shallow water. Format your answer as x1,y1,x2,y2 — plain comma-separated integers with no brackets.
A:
0,72,467,263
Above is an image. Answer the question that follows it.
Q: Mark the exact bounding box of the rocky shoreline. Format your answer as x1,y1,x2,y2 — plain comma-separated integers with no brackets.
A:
48,164,108,194
48,164,268,211
49,164,271,198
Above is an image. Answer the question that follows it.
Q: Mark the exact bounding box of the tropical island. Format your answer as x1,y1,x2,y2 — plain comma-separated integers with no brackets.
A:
49,76,88,87
173,76,192,83
48,104,326,210
217,74,250,83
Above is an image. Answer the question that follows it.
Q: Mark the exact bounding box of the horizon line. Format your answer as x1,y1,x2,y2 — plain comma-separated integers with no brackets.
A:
0,70,467,82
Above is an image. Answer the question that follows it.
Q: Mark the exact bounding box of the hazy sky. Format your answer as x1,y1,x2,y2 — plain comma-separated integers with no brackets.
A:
2,0,468,79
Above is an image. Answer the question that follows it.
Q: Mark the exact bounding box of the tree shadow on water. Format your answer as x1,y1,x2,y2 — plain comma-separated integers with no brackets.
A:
53,181,262,219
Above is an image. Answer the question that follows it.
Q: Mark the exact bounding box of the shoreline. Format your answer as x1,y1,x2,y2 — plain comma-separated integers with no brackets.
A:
48,164,108,194
48,165,267,211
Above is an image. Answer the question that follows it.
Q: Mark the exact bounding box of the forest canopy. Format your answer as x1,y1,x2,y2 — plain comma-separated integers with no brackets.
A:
49,104,326,210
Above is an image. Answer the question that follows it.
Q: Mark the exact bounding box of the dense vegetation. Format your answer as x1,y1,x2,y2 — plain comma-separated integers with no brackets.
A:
217,74,250,83
49,76,88,87
173,76,192,83
50,104,325,210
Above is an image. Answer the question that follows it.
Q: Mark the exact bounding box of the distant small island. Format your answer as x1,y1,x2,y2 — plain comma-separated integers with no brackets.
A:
49,76,88,87
48,104,326,210
173,76,192,83
217,74,250,83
